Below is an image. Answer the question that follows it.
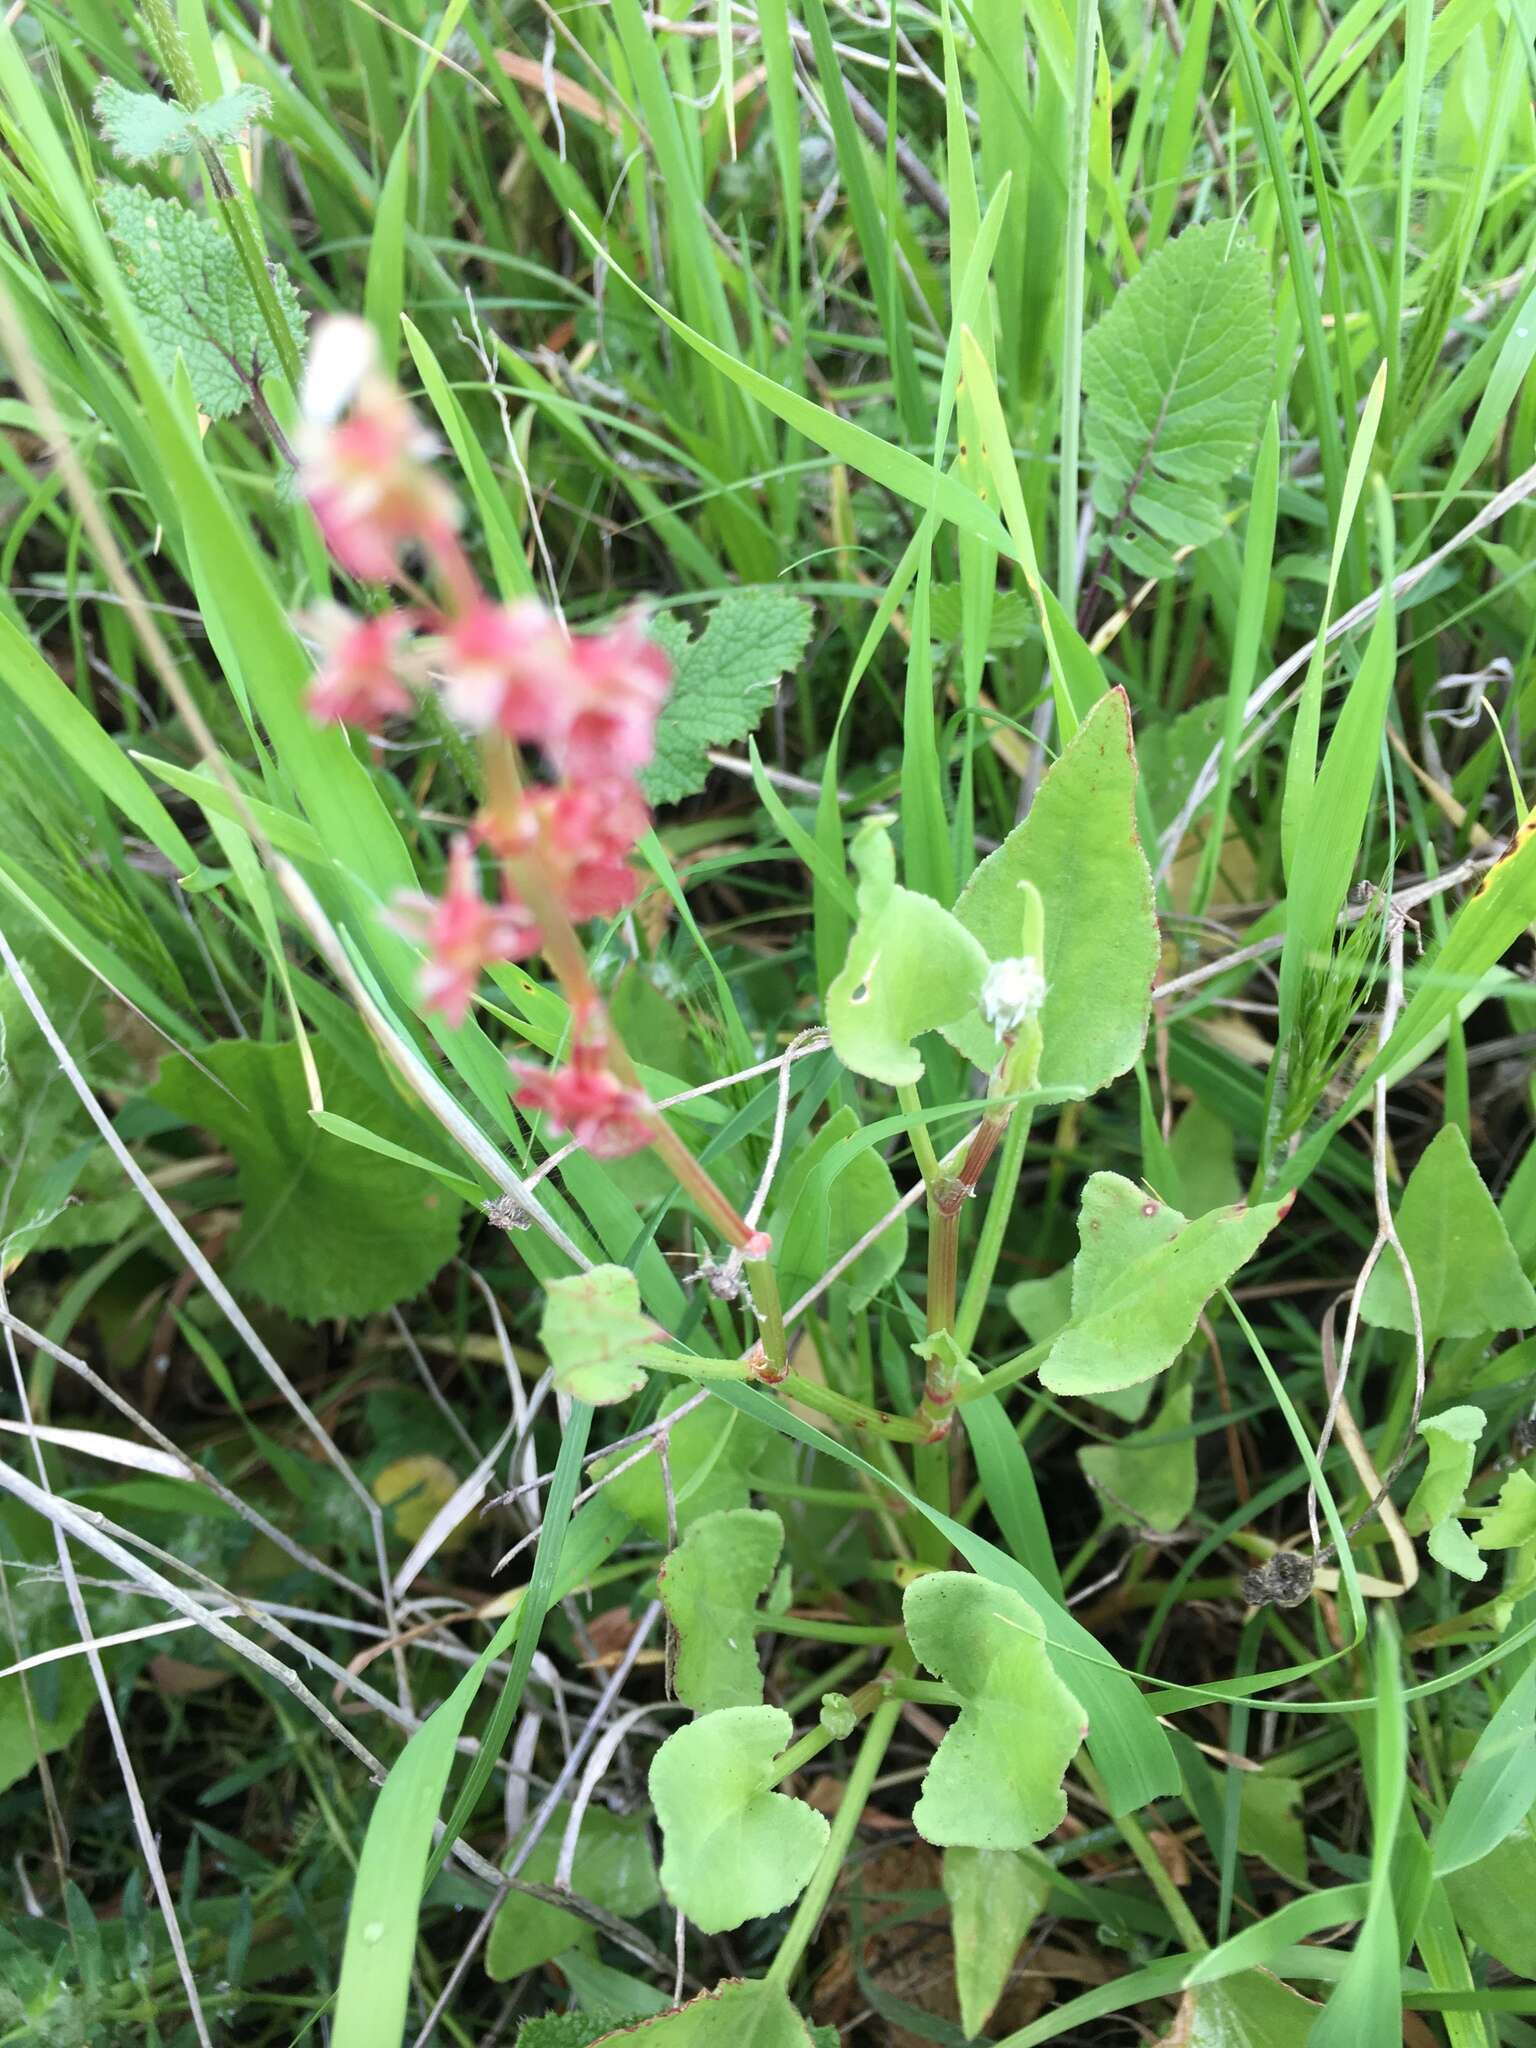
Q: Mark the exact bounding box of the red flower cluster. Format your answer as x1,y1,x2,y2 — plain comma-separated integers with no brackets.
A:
296,316,671,1162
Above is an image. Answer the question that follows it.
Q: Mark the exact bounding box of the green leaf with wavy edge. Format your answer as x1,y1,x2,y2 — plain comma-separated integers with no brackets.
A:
541,1265,661,1405
1404,1406,1487,1582
903,1572,1087,1850
942,690,1157,1091
943,1847,1048,2038
1039,1176,1286,1397
826,818,988,1087
650,1707,829,1933
1082,222,1274,578
1362,1124,1536,1343
1078,1380,1197,1533
643,595,814,806
97,182,303,420
486,1802,660,1981
659,1508,783,1712
95,78,269,164
152,1038,464,1320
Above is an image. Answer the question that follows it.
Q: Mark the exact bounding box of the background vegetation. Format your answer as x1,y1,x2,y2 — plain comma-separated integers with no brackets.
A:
1,0,1536,2040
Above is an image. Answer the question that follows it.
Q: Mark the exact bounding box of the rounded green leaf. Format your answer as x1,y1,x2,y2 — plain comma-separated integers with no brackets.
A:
903,1572,1087,1850
650,1706,829,1933
942,690,1158,1093
659,1508,783,1712
541,1265,661,1405
827,819,989,1087
486,1800,660,1981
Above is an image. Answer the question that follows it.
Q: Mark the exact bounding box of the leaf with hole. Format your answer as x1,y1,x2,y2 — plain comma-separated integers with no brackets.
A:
1082,223,1274,577
659,1508,783,1712
942,690,1158,1094
650,1706,829,1933
1038,1176,1285,1397
541,1265,662,1405
1362,1124,1536,1343
827,819,988,1087
903,1572,1087,1850
152,1038,464,1320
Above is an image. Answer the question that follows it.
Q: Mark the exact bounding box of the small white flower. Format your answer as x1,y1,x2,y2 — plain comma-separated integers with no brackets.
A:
980,955,1046,1037
300,314,379,426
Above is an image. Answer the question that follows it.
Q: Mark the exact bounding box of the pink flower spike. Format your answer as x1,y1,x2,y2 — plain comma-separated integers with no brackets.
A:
486,779,649,924
302,604,419,730
511,1059,655,1160
389,836,540,1027
298,319,459,585
553,613,672,781
435,598,568,739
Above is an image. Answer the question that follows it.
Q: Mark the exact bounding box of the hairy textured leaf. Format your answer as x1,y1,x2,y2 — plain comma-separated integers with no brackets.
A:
1039,1176,1285,1397
770,1104,907,1310
943,691,1157,1093
153,1039,464,1319
643,595,813,805
487,1801,659,1981
1078,1380,1196,1532
1082,223,1274,577
95,79,269,164
1362,1124,1536,1342
98,183,304,419
541,1265,661,1405
827,819,988,1086
650,1706,828,1932
903,1573,1087,1849
942,1847,1048,2038
659,1508,782,1711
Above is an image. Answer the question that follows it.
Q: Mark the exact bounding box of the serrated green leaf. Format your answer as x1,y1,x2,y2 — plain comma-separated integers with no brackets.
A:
659,1508,782,1712
942,1847,1048,2038
541,1266,660,1405
1362,1124,1536,1343
586,1979,825,2044
1082,223,1274,577
769,1104,908,1311
98,182,304,420
95,79,269,165
487,1801,659,1981
152,1039,464,1320
1078,1380,1197,1532
1039,1176,1285,1398
642,595,813,806
942,691,1157,1092
903,1572,1087,1850
826,819,988,1087
650,1707,829,1933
